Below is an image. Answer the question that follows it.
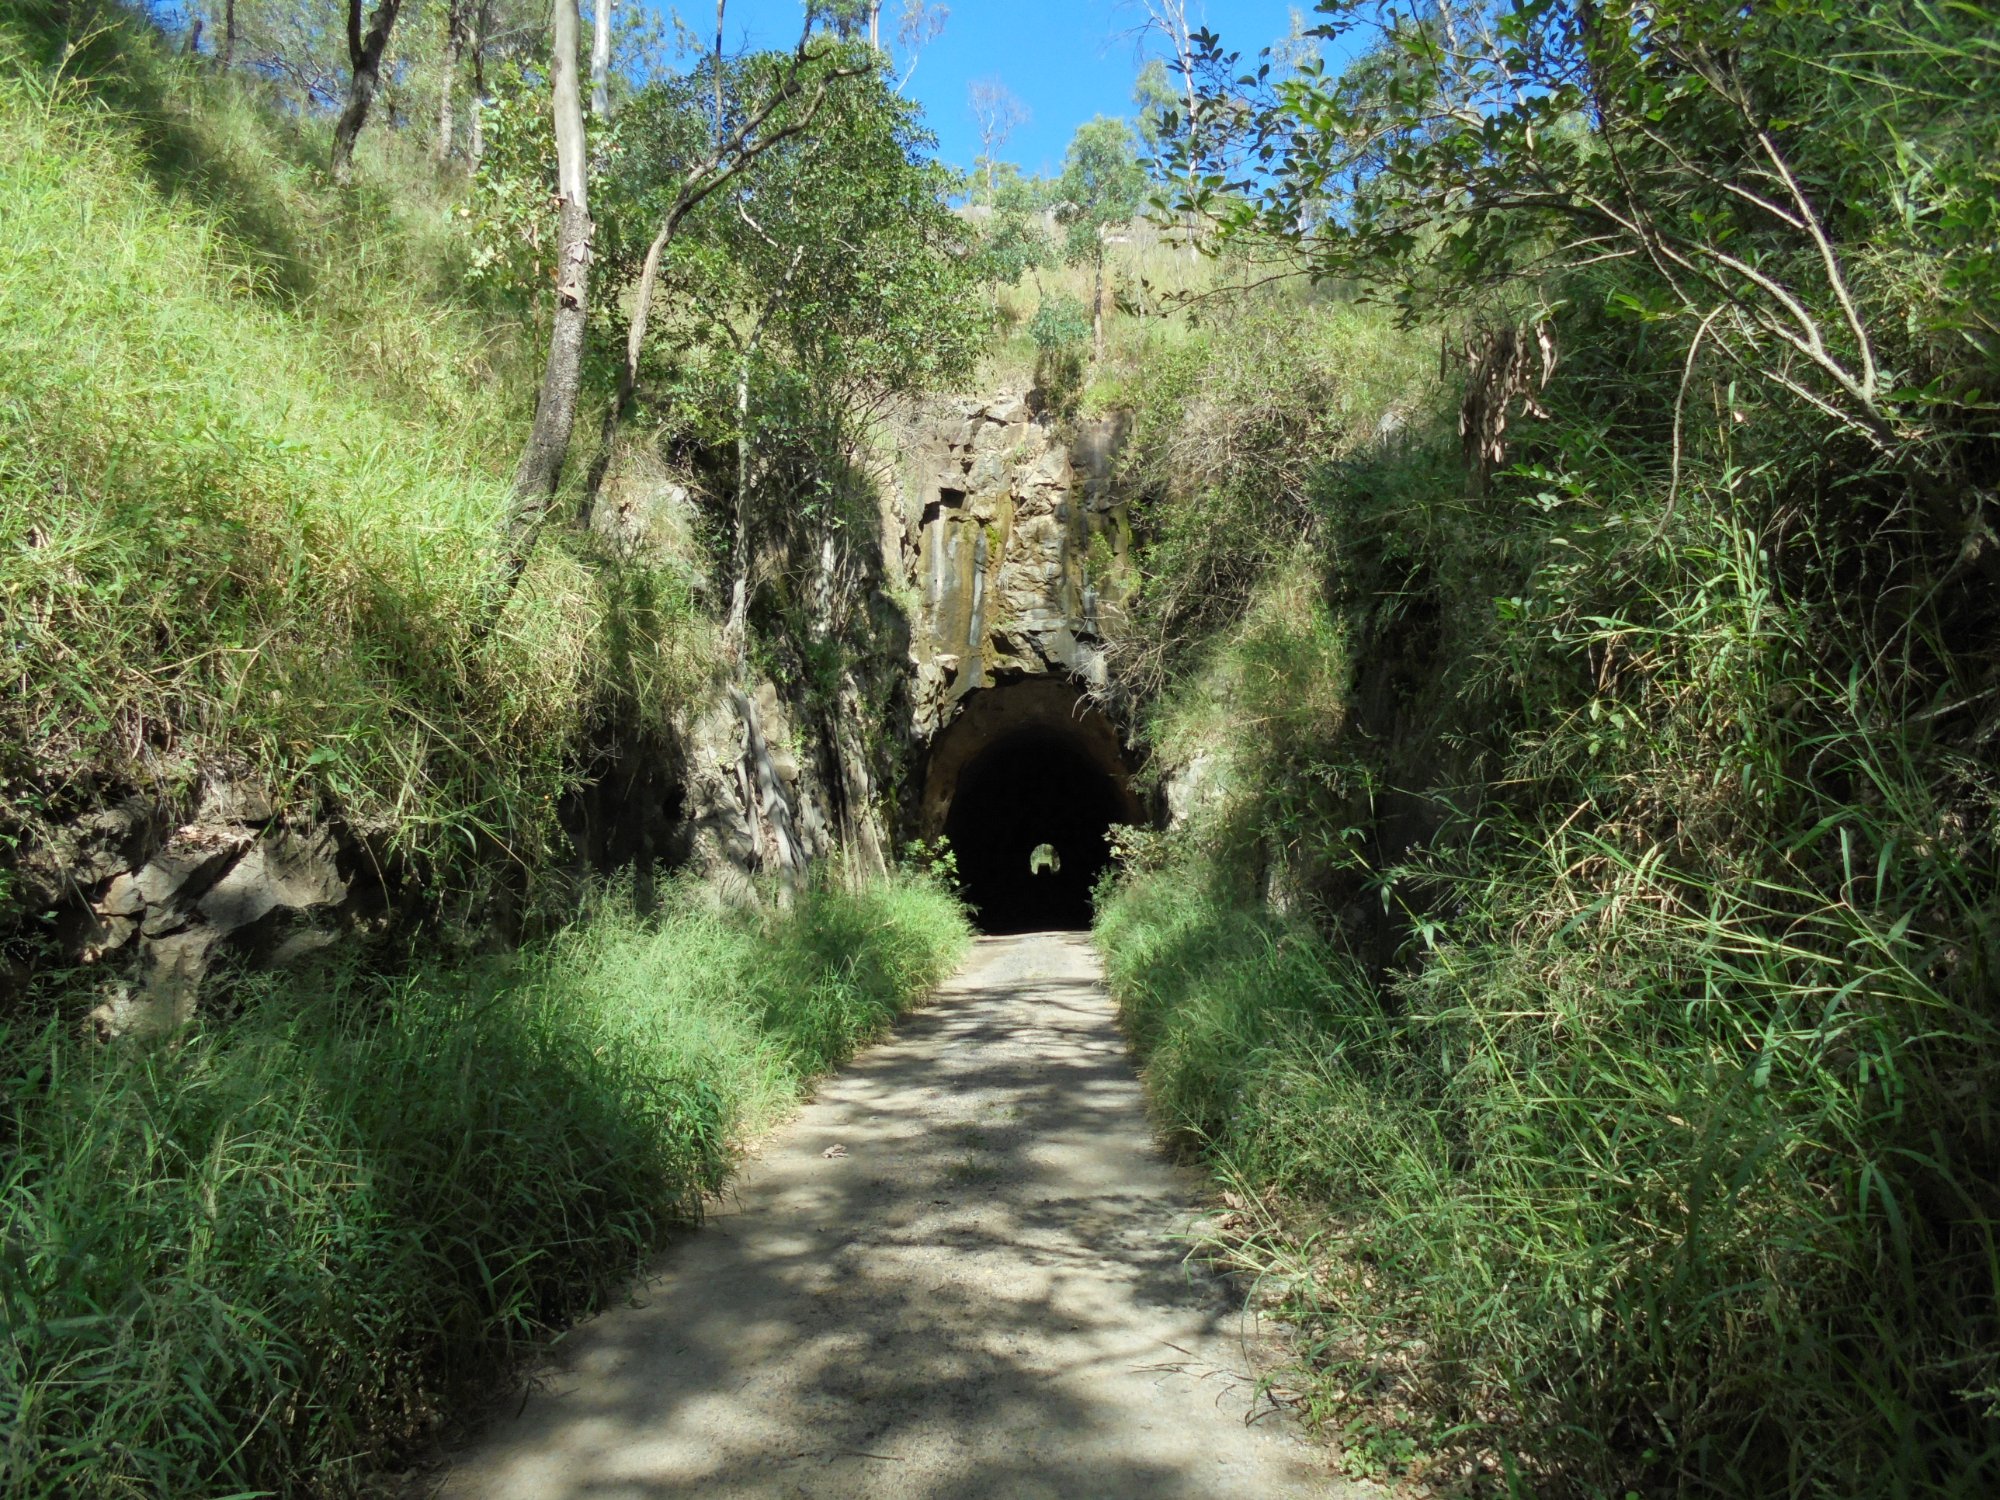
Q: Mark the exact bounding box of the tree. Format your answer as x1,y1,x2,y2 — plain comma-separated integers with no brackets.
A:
330,0,406,182
1055,115,1145,364
496,0,591,602
1165,4,1994,473
467,0,548,164
481,9,876,611
436,0,471,161
966,76,1025,203
589,0,612,116
604,28,875,439
1129,0,1201,256
1132,56,1175,151
615,53,977,617
891,0,946,93
969,165,1056,288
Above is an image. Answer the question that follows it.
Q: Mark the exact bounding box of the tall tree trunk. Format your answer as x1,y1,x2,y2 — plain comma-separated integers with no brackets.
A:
490,0,592,613
222,0,236,68
185,15,202,53
468,3,490,166
1092,249,1106,365
727,348,755,654
591,0,613,117
436,1,468,162
331,0,406,184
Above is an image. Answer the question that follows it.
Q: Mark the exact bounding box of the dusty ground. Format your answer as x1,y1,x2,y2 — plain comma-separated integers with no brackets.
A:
439,932,1362,1499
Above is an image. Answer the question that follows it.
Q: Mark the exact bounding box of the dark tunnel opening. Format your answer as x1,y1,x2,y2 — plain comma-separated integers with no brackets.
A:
942,727,1130,934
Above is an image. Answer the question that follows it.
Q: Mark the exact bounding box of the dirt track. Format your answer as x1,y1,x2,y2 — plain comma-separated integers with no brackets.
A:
440,932,1360,1499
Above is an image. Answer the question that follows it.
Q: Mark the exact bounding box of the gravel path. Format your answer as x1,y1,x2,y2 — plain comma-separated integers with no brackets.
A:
439,932,1359,1499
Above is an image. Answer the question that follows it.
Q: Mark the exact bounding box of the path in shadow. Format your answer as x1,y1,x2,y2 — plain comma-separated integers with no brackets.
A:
439,934,1364,1499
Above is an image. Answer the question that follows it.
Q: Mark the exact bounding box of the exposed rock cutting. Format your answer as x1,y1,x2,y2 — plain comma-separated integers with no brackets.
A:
888,392,1135,741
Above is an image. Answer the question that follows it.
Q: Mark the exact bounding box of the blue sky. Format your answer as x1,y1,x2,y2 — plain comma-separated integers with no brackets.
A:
645,2,1322,179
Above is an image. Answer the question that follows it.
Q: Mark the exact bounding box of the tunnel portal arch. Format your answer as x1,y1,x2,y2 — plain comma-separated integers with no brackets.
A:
920,679,1145,934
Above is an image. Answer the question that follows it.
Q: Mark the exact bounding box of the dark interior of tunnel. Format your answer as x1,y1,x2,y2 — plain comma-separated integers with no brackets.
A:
943,728,1129,933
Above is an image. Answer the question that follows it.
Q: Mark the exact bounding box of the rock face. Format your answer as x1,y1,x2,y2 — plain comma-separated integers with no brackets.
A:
885,393,1134,741
670,390,1136,893
5,392,1143,1029
26,769,368,1040
677,681,836,899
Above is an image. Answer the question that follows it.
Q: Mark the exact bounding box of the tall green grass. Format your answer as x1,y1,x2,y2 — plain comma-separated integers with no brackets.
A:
1103,833,2000,1495
1,871,969,1497
1097,250,2000,1492
0,11,712,931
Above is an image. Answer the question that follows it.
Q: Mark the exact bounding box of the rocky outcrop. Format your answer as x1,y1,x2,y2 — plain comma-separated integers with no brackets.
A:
5,392,1144,1028
5,768,373,1039
885,393,1134,741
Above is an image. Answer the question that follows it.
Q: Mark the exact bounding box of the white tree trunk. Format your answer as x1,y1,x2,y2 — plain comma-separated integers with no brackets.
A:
491,0,592,607
590,0,613,117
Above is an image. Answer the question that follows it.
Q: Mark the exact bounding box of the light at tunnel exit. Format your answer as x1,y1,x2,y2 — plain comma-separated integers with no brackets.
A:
943,729,1127,934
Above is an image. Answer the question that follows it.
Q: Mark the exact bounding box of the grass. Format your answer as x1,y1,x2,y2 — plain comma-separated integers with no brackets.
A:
0,11,713,943
0,870,970,1497
975,216,1272,407
1100,829,2000,1496
1094,222,2000,1493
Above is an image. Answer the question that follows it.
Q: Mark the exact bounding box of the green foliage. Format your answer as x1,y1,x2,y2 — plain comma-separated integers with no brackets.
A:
1053,114,1146,287
1111,296,1436,697
0,872,970,1497
1132,57,1178,152
0,13,713,940
1026,292,1091,417
970,200,1055,287
1175,1,2000,466
462,61,610,300
902,835,961,891
626,50,982,395
1028,292,1091,354
1104,6,2000,1494
600,42,983,671
1056,115,1146,240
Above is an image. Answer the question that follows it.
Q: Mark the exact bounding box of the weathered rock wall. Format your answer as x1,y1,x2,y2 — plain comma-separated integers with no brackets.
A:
883,392,1135,742
3,392,1143,1031
670,389,1143,892
6,767,389,1039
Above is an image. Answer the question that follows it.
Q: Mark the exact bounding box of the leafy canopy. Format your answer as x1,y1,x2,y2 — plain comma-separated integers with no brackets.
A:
1055,114,1146,264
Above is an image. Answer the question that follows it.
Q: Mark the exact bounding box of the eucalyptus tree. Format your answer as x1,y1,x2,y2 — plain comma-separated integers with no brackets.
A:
433,0,543,161
617,51,982,647
1155,1,2000,496
330,0,405,181
476,7,878,614
966,77,1026,203
1054,115,1146,364
501,0,590,580
970,165,1056,289
589,0,611,115
437,0,471,159
890,0,947,92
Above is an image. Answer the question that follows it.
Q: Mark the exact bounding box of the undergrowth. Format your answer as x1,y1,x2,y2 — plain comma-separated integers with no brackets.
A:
0,9,712,946
1095,37,2000,1486
0,871,970,1496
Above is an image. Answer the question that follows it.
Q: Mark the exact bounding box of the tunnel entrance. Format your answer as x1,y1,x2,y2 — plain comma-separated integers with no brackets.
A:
920,679,1144,934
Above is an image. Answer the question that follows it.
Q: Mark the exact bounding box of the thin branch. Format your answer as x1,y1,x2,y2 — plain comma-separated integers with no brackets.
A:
1661,302,1728,533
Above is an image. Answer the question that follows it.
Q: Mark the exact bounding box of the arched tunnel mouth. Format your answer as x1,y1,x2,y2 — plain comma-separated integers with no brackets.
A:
922,680,1145,935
